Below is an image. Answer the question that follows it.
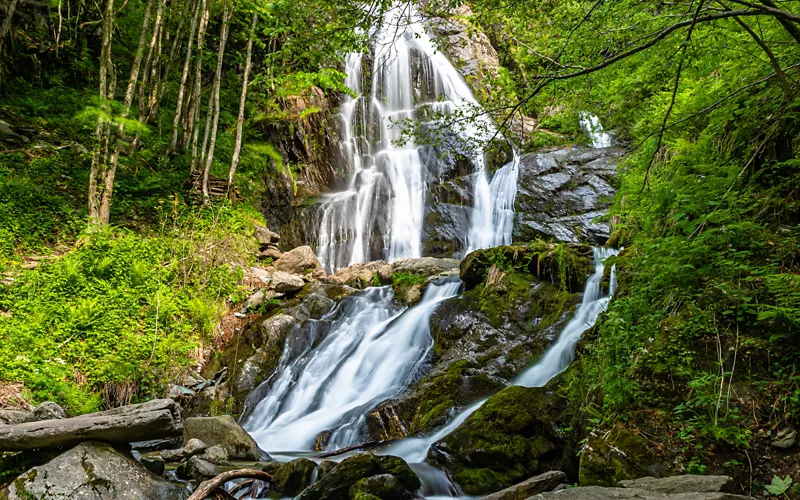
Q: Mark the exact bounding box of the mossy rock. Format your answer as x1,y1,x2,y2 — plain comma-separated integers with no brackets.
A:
272,458,318,497
297,453,419,500
578,425,656,487
349,474,409,500
429,385,566,495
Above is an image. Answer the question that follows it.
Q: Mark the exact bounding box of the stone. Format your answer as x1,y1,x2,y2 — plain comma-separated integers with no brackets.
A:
240,289,283,314
480,471,568,500
261,247,283,260
168,384,196,399
176,455,219,482
270,270,306,292
183,415,269,460
327,260,389,289
771,427,797,449
160,448,185,462
297,453,420,500
0,441,186,499
272,246,323,274
349,474,409,500
254,225,280,247
618,475,734,494
198,444,229,465
0,399,183,451
390,257,460,277
272,458,318,496
139,454,166,476
32,402,66,421
182,438,207,457
430,386,564,495
318,460,337,480
0,410,33,425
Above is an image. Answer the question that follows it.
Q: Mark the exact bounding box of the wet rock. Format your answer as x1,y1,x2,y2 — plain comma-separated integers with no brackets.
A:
297,453,420,500
578,425,657,486
272,458,318,496
618,475,734,494
198,444,229,465
349,474,410,500
139,454,166,476
32,402,66,421
480,470,568,500
182,438,207,457
176,455,219,482
318,460,337,480
327,260,389,288
771,427,797,449
183,415,269,460
0,441,186,499
273,246,323,274
0,410,32,425
514,145,622,245
531,487,750,499
160,447,185,462
430,385,566,495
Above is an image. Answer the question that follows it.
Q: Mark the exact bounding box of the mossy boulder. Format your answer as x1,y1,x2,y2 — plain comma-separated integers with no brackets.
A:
349,474,410,500
297,453,420,500
272,458,318,497
429,385,566,495
183,415,268,461
578,425,657,486
460,243,593,292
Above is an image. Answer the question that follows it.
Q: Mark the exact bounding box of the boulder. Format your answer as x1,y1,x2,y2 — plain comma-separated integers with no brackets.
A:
530,486,750,499
0,399,183,451
771,427,796,449
349,474,410,500
176,456,219,482
272,458,318,496
318,460,337,480
327,260,389,289
578,426,657,486
297,453,420,500
198,444,229,465
254,225,281,247
272,246,323,274
0,410,32,425
0,441,187,499
390,257,460,277
138,454,166,476
182,438,207,457
271,270,306,293
160,448,185,462
618,475,734,494
241,289,283,314
183,415,268,460
32,402,66,421
480,471,568,500
430,386,565,495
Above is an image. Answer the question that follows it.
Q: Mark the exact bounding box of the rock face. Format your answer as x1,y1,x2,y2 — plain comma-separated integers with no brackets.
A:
578,426,658,487
479,471,568,500
514,146,622,245
0,399,182,451
429,385,567,495
0,441,187,499
296,453,420,500
183,415,268,461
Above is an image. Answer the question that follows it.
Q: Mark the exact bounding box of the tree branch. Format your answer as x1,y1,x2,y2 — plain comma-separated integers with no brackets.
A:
188,470,272,500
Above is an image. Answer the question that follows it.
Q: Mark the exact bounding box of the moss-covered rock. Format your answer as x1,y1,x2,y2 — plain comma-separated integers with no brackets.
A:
272,458,318,497
429,385,566,495
349,474,409,500
297,453,420,500
578,425,657,487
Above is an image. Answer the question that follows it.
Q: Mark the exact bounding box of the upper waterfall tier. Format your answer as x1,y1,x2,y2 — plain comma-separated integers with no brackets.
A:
311,8,518,273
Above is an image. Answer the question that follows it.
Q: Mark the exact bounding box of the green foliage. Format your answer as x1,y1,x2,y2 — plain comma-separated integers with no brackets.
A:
765,475,793,497
391,272,426,287
0,203,260,413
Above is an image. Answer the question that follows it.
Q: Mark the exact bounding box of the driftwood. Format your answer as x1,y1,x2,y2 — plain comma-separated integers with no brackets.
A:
0,399,183,451
188,469,272,500
313,439,389,459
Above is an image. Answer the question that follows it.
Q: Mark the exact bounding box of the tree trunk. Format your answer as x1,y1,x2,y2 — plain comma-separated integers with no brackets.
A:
170,0,200,153
0,0,20,60
88,0,116,225
139,0,165,122
227,12,257,198
201,0,232,205
189,0,209,171
100,0,155,224
757,0,800,45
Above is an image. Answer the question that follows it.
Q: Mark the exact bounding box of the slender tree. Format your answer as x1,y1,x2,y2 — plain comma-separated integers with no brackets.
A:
228,11,258,197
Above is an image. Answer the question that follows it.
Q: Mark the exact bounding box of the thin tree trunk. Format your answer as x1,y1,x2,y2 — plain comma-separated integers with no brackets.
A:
100,0,155,224
139,0,165,121
228,12,257,197
201,0,232,205
0,0,20,60
169,0,200,153
732,16,794,99
88,0,116,224
189,0,209,170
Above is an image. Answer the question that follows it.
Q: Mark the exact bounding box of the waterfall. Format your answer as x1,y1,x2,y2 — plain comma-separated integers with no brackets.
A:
580,112,613,148
313,7,517,273
381,247,619,463
243,279,462,451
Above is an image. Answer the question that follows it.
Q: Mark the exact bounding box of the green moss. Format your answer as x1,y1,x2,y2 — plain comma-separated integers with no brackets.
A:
578,426,655,486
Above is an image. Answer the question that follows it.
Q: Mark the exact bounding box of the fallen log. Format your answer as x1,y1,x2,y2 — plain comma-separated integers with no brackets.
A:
313,439,390,459
188,469,272,500
0,399,183,451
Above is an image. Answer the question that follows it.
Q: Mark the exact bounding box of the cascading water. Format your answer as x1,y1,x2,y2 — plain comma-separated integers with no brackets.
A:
580,112,613,148
243,279,462,451
381,247,619,464
313,7,518,273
